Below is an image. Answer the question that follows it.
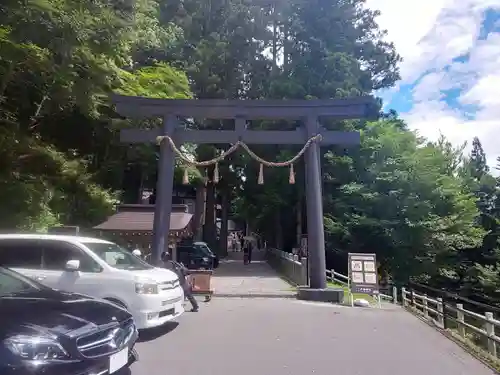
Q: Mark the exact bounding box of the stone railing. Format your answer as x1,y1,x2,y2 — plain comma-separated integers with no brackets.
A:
266,248,307,286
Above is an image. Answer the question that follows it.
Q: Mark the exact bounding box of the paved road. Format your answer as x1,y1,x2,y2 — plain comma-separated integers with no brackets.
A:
210,250,295,297
127,252,493,375
130,297,494,375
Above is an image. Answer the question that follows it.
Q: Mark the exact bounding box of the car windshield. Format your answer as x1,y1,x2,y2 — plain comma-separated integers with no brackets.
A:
82,242,153,270
0,267,40,297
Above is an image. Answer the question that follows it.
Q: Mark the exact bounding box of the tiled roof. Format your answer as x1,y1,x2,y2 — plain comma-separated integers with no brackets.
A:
94,204,193,232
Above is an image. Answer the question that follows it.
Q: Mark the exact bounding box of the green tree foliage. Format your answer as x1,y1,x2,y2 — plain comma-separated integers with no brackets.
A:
323,123,483,284
0,0,192,230
457,139,500,299
233,0,401,246
2,0,499,303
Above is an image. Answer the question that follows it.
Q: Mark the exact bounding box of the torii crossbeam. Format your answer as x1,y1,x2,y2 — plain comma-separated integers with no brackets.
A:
114,95,376,290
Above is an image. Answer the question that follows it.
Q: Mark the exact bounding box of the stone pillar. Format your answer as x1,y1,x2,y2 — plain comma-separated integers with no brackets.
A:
304,115,327,289
151,114,177,266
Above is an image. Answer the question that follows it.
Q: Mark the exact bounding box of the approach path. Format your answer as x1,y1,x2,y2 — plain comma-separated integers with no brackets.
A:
210,250,295,297
130,297,493,375
129,251,494,375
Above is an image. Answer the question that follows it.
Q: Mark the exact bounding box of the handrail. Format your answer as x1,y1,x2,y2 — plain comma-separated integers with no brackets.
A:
409,281,500,313
402,287,499,357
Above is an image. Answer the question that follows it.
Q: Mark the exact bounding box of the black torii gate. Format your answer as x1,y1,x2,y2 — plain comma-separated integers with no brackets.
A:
113,95,375,290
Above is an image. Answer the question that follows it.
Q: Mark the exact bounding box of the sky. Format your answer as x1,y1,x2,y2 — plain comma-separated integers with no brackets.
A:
365,0,500,171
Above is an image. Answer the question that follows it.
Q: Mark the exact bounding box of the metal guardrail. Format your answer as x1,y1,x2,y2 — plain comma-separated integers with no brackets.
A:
402,287,500,357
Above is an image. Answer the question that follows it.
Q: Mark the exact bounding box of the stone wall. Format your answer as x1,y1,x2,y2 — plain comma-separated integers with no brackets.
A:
266,248,308,286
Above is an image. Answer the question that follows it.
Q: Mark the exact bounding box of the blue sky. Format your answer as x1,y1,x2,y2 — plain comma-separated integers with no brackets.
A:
366,0,500,170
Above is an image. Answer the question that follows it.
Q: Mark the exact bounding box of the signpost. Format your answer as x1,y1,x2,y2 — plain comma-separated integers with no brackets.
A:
113,95,376,293
348,253,380,307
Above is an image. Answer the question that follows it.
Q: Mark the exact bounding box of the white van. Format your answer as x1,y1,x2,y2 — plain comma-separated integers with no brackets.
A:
0,234,184,329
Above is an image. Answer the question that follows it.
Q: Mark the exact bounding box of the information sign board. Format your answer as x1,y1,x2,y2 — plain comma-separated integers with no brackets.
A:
348,253,379,295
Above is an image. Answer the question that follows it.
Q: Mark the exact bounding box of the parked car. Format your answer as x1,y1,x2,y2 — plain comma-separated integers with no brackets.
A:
193,241,219,268
176,241,219,270
0,266,138,375
0,234,185,330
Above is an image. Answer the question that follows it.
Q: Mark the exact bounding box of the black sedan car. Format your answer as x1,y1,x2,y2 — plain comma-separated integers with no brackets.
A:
0,266,138,375
176,241,219,270
193,241,219,269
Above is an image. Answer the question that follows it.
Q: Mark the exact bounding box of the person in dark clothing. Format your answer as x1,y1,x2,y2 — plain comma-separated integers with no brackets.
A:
239,234,245,251
247,241,253,263
243,242,249,265
161,251,199,312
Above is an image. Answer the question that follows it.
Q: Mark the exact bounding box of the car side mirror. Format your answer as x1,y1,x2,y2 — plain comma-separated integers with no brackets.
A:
65,259,80,271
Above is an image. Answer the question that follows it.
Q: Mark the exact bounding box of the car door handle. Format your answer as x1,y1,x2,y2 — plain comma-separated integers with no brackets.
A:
35,276,46,281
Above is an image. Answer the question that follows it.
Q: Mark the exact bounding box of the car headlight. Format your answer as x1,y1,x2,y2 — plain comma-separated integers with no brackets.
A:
135,282,159,294
4,335,69,361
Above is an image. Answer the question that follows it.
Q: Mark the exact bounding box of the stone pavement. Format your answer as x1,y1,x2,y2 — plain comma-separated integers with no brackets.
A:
210,250,296,297
129,298,494,375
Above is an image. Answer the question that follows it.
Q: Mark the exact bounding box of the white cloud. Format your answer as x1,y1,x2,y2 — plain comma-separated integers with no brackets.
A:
366,0,500,171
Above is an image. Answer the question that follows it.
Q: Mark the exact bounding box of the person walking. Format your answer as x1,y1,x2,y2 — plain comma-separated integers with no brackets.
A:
243,240,249,265
247,240,253,264
161,251,199,312
239,233,245,252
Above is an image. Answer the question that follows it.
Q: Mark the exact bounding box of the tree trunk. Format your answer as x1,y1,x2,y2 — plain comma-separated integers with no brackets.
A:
193,184,205,241
283,10,289,73
272,6,278,75
296,196,302,247
219,188,229,256
0,62,15,99
137,169,144,204
275,209,283,249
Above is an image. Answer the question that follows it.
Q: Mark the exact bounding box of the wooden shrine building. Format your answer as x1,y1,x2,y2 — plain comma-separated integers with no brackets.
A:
94,204,193,253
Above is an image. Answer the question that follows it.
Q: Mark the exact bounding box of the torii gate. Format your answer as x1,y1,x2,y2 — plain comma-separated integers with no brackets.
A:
113,95,375,291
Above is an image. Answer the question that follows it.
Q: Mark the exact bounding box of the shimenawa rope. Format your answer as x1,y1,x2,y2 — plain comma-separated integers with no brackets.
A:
156,134,322,185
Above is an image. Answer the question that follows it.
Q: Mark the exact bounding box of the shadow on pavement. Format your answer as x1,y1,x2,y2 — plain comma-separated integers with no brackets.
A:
138,321,179,342
213,261,281,278
212,250,281,278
